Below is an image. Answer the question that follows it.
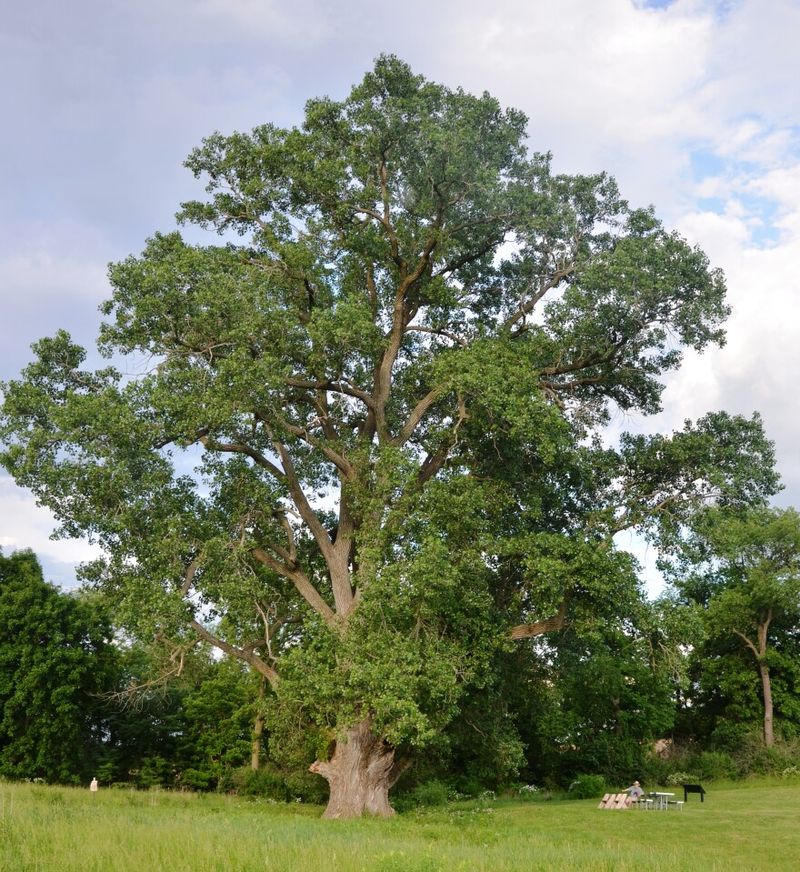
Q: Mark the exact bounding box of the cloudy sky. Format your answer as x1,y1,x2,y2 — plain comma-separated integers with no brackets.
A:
1,0,799,589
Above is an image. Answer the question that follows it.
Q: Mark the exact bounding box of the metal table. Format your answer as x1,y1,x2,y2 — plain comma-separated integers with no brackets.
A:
648,791,675,810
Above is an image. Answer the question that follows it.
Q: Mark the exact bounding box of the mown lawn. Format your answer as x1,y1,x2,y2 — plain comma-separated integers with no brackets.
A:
2,779,798,871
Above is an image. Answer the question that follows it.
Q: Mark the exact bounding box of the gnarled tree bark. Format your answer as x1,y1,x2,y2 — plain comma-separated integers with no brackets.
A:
310,719,407,818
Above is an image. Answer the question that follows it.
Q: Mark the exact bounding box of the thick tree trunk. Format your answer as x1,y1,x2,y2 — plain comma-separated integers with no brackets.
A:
759,662,775,748
309,719,403,819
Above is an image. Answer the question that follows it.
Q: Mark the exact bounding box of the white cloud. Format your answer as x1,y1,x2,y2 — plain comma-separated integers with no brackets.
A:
705,0,800,125
746,163,800,226
0,475,98,586
428,0,715,211
642,198,800,508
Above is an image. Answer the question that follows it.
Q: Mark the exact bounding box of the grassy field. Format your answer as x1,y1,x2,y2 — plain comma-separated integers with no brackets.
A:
2,779,799,871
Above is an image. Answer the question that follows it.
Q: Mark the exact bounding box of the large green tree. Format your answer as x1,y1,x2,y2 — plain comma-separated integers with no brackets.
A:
0,550,115,782
0,57,778,816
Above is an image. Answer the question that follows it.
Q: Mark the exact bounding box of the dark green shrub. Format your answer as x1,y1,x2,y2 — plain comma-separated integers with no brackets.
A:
222,765,328,804
283,770,328,804
451,775,484,798
397,779,450,809
235,766,291,801
733,735,800,776
639,753,672,785
567,774,606,799
691,751,736,781
180,768,216,791
134,755,173,788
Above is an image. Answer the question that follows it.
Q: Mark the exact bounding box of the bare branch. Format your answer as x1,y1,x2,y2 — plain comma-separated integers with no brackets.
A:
312,390,339,443
284,377,376,411
272,411,356,480
252,547,335,624
198,432,286,481
180,556,201,596
392,384,448,447
190,619,280,687
379,154,405,271
265,434,335,564
277,512,297,563
254,600,282,661
405,325,467,347
509,602,568,640
417,393,468,487
504,263,576,330
733,628,760,660
373,219,442,440
366,262,378,317
760,608,774,654
104,639,199,710
433,235,504,278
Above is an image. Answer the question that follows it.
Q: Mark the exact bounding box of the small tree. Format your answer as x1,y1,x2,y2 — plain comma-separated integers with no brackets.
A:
675,507,800,747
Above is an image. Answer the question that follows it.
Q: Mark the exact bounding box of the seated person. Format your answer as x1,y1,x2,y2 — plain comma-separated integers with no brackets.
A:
626,780,644,801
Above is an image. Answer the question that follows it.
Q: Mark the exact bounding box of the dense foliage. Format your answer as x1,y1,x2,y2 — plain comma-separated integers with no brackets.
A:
667,507,800,749
0,545,797,794
0,550,115,782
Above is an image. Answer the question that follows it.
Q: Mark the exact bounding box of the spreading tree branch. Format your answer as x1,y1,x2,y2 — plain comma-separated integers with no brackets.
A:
190,619,280,687
252,547,335,624
509,602,568,640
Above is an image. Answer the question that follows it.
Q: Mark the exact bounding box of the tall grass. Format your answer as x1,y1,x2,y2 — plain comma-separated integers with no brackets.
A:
2,778,798,871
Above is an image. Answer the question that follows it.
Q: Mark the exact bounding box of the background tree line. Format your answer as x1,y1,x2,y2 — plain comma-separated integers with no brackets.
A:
2,530,798,800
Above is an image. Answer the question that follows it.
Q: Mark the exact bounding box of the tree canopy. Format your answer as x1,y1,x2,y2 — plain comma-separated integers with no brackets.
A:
0,56,779,816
